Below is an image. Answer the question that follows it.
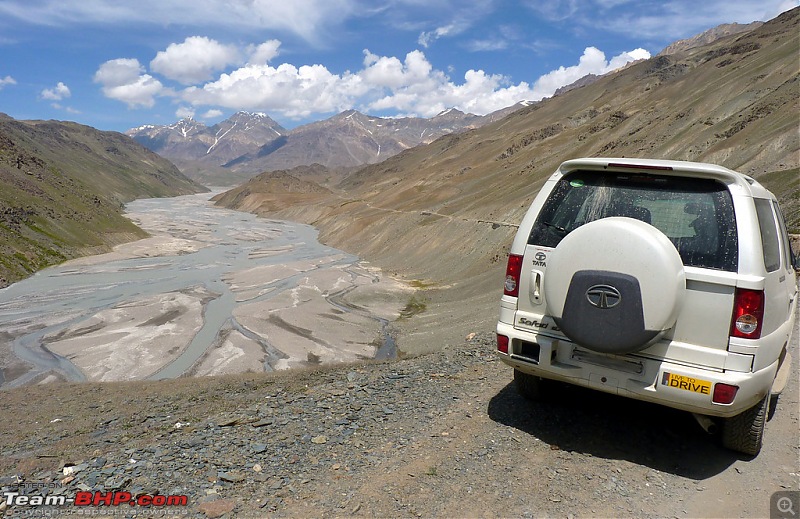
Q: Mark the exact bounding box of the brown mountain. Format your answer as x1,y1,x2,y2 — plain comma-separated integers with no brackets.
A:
225,109,485,174
216,7,799,347
127,109,490,184
0,115,207,287
127,112,287,167
658,21,764,56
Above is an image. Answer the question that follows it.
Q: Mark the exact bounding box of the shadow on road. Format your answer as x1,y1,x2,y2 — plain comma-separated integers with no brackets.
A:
487,380,741,479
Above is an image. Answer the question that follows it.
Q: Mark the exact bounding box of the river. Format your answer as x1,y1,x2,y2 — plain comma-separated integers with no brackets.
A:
0,192,410,389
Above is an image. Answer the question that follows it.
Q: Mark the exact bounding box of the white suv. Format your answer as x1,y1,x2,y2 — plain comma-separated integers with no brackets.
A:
496,158,798,456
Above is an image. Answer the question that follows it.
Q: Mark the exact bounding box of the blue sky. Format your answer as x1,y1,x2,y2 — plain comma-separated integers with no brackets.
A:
0,0,795,132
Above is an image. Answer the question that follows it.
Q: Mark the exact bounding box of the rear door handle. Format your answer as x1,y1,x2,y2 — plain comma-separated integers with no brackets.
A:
530,270,543,305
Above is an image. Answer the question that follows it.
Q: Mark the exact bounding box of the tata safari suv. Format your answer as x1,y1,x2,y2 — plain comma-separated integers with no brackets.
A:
496,158,797,456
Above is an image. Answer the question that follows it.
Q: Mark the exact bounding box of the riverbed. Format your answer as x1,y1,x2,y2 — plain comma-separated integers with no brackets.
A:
0,192,412,388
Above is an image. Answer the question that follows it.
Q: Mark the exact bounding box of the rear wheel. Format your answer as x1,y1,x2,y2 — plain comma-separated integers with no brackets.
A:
514,369,549,401
721,393,770,456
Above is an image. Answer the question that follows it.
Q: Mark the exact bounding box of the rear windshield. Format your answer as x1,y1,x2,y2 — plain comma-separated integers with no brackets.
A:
528,171,739,271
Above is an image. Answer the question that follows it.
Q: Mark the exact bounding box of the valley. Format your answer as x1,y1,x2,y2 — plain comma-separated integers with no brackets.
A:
0,192,411,389
0,8,798,518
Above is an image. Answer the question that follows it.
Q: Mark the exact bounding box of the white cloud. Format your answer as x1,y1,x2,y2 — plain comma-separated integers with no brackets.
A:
532,46,650,97
93,58,165,108
465,38,510,52
201,109,223,119
418,23,458,48
360,46,649,117
361,50,437,89
95,34,649,122
49,103,81,113
151,37,240,85
181,62,367,119
176,44,647,120
41,81,71,100
175,106,195,119
175,45,648,119
0,75,16,89
0,0,359,44
247,40,281,65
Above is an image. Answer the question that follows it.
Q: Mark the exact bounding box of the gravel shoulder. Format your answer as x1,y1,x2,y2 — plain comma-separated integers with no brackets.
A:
2,315,798,518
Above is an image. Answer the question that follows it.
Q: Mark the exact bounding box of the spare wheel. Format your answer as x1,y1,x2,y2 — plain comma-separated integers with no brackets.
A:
544,217,685,354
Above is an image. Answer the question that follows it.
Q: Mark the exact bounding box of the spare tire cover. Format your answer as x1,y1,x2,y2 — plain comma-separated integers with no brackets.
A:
544,217,685,354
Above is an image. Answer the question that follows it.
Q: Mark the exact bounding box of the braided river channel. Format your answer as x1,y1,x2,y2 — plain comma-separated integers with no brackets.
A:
0,192,410,389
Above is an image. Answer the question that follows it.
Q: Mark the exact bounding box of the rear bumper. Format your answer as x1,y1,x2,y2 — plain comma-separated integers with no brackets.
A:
496,320,777,418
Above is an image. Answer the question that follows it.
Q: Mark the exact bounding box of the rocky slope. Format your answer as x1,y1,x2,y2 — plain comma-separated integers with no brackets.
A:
658,21,764,56
0,115,207,287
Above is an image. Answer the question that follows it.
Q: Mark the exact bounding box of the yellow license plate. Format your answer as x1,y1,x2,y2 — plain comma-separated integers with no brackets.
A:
661,372,712,395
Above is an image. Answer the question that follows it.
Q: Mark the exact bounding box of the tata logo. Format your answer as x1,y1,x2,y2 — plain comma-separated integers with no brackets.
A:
534,252,547,261
586,285,621,309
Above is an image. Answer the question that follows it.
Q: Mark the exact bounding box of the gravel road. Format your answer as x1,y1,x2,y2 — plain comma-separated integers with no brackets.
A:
1,327,797,518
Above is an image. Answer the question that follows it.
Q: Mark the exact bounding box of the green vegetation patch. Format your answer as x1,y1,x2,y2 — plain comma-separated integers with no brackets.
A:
399,295,428,319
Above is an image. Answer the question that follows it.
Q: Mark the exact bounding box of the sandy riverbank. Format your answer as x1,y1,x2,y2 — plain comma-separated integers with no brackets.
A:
43,244,412,382
0,194,415,387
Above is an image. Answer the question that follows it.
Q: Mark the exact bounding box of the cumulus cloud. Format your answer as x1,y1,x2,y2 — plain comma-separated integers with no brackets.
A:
41,81,71,100
201,109,223,119
247,40,281,65
176,45,649,119
175,106,195,119
361,50,438,89
150,36,239,84
359,46,649,117
181,62,367,119
0,75,16,89
532,46,650,96
93,58,165,108
94,32,649,122
173,44,647,120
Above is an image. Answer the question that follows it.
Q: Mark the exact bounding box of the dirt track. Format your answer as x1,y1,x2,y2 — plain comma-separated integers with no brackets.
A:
1,318,797,517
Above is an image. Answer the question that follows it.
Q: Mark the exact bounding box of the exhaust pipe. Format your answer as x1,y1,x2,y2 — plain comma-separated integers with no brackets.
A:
692,413,718,435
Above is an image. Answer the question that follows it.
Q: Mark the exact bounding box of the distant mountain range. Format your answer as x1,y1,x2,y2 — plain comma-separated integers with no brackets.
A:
126,104,534,184
128,111,287,168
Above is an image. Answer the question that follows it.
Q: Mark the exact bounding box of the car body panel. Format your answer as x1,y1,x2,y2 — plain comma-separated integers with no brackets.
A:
497,157,797,421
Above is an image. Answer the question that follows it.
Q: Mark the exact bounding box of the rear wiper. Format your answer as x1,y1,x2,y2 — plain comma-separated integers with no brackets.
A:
542,221,567,235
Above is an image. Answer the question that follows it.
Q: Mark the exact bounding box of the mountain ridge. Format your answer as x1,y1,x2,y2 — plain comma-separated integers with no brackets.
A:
0,116,207,287
126,108,490,182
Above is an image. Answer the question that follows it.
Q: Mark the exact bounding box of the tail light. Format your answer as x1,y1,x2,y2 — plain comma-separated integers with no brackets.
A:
497,334,509,354
504,254,523,297
713,383,738,404
730,288,765,339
